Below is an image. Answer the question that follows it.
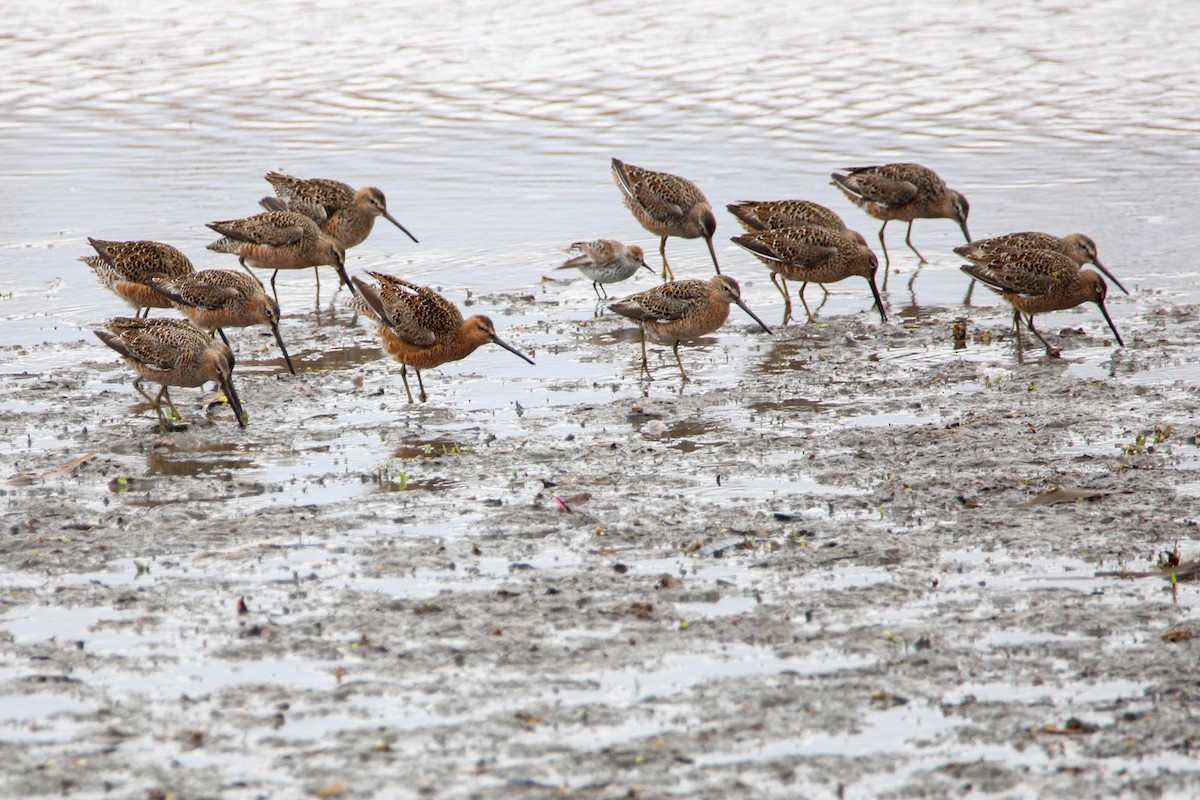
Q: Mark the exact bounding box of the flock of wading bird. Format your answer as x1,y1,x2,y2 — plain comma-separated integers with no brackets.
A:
86,160,1129,432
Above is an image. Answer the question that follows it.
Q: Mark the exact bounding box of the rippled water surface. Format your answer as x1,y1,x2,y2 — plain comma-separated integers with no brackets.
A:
3,0,1199,343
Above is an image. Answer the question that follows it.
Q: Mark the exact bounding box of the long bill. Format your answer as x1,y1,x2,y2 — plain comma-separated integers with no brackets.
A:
272,322,297,375
734,298,772,335
1092,259,1129,296
867,275,888,323
1096,301,1124,347
221,375,248,428
959,221,972,243
335,262,360,297
383,210,419,244
490,334,536,365
704,235,721,275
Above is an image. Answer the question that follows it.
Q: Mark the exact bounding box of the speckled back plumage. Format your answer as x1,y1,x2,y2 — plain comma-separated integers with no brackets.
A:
82,239,195,311
97,317,232,388
956,231,1127,295
727,200,856,239
960,248,1082,300
262,172,416,249
831,163,968,224
152,270,277,326
609,278,726,325
558,239,649,286
732,226,876,281
611,158,716,239
206,209,345,273
351,270,462,347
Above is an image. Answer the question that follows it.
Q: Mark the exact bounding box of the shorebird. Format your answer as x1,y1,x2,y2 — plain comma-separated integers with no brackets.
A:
731,225,885,324
727,200,870,311
81,238,195,317
350,271,535,403
149,269,296,375
608,275,771,382
556,239,653,298
959,248,1123,358
259,171,418,248
955,232,1128,296
611,158,719,280
205,210,350,302
830,163,970,278
95,317,246,431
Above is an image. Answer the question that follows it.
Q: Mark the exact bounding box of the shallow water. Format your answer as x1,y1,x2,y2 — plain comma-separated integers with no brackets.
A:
3,0,1200,358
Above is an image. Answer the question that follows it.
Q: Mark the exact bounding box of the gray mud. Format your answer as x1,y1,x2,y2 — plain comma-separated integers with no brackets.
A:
2,285,1200,799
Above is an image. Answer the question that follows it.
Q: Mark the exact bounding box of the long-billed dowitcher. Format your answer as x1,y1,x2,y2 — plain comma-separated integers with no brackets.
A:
350,271,535,403
81,238,195,318
611,158,719,280
731,226,885,324
557,239,653,298
727,200,870,312
149,269,296,375
206,210,350,302
955,232,1128,296
959,249,1124,358
95,317,246,431
260,171,418,248
830,163,971,276
607,275,771,382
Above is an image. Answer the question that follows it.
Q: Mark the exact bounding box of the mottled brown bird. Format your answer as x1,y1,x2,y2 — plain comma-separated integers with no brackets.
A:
351,271,535,403
608,275,771,382
81,238,195,317
731,226,885,324
611,158,719,280
960,248,1123,357
259,171,418,248
95,317,246,431
206,210,350,302
831,163,970,274
727,200,869,311
955,231,1128,296
149,269,296,375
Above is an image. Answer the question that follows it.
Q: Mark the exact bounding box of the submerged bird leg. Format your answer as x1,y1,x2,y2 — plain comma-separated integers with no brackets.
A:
415,370,428,403
1025,315,1061,358
658,236,675,281
672,340,689,384
1011,308,1025,357
313,266,322,306
638,326,651,377
904,220,927,263
814,283,831,315
769,272,792,324
399,364,415,404
963,278,977,306
798,282,817,323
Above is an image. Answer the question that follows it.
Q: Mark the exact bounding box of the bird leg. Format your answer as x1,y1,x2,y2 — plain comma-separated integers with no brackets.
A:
672,340,689,384
963,278,977,306
400,364,415,404
638,326,651,378
593,281,607,300
769,272,792,325
658,236,675,281
416,370,428,403
904,221,927,263
269,270,281,304
798,283,817,324
1011,308,1025,358
877,220,892,288
1025,315,1062,358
